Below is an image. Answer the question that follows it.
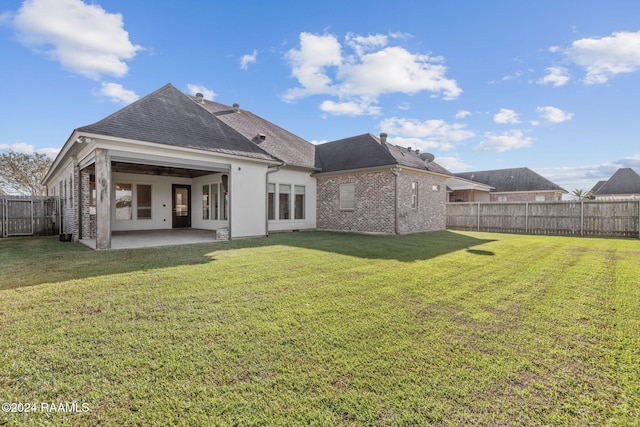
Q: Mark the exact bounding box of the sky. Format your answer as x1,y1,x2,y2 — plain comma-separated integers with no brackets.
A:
1,0,640,194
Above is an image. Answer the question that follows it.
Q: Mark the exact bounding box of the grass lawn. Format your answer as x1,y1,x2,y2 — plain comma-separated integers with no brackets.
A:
0,230,638,426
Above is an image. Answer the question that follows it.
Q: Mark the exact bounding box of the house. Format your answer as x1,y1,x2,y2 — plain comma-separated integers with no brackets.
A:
43,84,450,249
589,168,640,200
452,167,567,202
315,133,451,234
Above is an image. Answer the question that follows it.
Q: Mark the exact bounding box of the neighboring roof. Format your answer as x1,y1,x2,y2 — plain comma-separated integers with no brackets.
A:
455,167,567,193
589,180,608,194
76,84,275,161
592,168,640,195
315,133,451,176
193,98,317,169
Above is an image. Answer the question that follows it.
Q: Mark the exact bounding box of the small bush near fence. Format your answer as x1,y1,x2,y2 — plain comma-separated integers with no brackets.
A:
447,200,640,238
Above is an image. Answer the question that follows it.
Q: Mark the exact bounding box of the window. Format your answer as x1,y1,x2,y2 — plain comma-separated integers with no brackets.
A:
268,183,275,220
212,183,219,220
411,182,418,209
340,183,355,210
498,196,507,202
294,185,305,219
202,184,210,220
293,185,305,219
137,185,152,219
535,195,545,202
221,183,228,220
279,184,290,219
115,183,132,220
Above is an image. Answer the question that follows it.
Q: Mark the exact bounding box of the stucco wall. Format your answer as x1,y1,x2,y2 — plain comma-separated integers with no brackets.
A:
268,167,317,232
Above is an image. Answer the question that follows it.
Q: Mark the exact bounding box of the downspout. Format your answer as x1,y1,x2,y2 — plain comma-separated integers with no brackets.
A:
391,167,400,235
265,164,281,236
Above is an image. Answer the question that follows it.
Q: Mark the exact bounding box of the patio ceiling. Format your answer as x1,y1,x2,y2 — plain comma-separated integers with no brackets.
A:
111,161,215,178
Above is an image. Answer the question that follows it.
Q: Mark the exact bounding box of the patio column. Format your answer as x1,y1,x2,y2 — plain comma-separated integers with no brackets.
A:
95,148,111,250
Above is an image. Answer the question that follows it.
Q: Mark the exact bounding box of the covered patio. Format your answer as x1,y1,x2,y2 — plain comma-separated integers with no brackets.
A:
79,228,219,250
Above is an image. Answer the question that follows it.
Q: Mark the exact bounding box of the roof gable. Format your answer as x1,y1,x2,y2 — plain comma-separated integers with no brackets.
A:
455,167,566,193
595,168,640,195
77,84,274,161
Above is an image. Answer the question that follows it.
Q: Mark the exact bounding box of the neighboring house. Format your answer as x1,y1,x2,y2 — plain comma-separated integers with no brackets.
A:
452,167,567,202
315,133,451,234
589,168,640,200
43,84,450,249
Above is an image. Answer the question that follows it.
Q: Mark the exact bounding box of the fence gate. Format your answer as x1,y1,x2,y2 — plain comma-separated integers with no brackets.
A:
1,197,60,238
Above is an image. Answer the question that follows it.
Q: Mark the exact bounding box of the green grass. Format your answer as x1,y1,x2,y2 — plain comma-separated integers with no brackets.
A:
0,231,638,426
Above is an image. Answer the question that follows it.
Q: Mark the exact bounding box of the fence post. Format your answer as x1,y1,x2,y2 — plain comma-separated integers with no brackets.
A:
525,202,529,233
477,202,481,231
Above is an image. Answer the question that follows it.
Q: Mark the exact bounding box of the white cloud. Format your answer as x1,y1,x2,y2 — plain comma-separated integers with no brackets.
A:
436,156,471,171
493,108,520,124
536,106,574,123
538,66,570,87
283,32,342,100
97,82,139,104
565,30,640,84
455,110,471,119
12,0,142,79
0,142,59,158
474,130,532,152
186,84,216,101
283,31,461,113
379,117,475,151
319,100,381,116
240,50,257,70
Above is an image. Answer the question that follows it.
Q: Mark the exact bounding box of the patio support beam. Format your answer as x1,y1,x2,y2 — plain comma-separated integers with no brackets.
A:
95,148,111,250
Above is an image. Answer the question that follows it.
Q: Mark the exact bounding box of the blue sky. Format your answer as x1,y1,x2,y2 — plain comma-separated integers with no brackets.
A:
1,0,640,193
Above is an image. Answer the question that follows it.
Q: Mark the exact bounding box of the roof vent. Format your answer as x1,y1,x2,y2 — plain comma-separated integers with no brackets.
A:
258,133,266,141
195,93,204,103
232,103,240,112
379,132,387,144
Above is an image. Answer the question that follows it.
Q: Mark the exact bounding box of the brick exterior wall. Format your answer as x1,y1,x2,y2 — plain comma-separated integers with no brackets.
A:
317,170,396,233
316,168,448,234
395,170,447,234
80,169,96,238
489,191,563,202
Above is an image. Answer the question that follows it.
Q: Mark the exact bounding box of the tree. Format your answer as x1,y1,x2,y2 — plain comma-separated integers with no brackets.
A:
0,151,53,196
570,188,593,201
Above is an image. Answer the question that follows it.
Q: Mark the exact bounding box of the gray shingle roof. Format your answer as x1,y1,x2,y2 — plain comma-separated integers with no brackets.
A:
193,98,317,169
592,168,640,195
315,133,450,175
77,84,275,161
455,167,566,193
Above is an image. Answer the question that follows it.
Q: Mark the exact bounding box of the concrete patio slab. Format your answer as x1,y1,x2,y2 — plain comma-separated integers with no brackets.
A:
79,228,218,250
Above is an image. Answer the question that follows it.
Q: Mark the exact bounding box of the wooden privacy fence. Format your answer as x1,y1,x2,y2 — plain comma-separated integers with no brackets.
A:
447,201,640,238
1,196,60,237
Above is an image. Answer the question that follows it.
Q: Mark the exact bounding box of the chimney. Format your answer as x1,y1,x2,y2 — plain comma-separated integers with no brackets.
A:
195,93,204,103
232,103,240,112
379,132,387,144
